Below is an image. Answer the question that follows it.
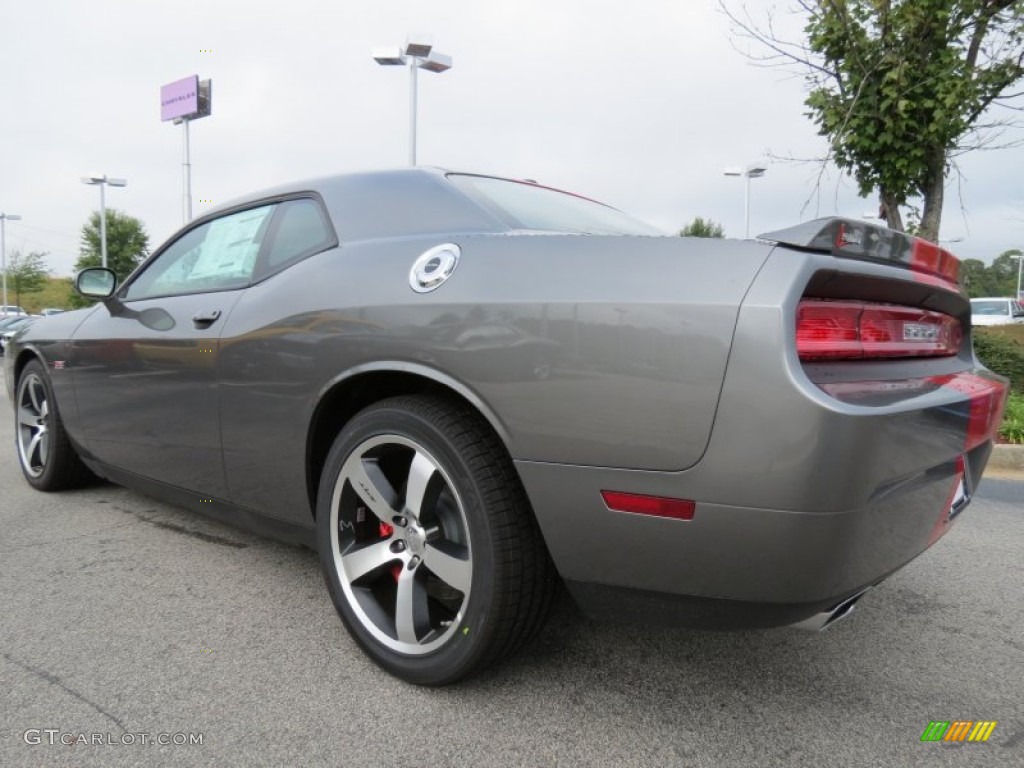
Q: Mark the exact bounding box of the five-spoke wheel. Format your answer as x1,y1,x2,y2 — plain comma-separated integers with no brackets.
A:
317,395,555,685
15,360,93,490
331,434,473,654
16,369,50,478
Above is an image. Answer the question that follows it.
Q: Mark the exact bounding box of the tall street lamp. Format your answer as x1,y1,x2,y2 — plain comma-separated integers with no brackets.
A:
81,174,127,269
724,163,767,238
161,76,213,225
1011,252,1023,301
373,36,452,166
1,211,22,314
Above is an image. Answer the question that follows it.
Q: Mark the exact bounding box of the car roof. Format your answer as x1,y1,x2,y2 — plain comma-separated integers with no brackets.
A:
204,168,511,243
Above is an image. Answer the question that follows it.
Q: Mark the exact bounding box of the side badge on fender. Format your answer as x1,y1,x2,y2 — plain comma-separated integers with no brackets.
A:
409,243,461,293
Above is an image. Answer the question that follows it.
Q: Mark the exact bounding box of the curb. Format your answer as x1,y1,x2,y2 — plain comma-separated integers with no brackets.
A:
986,444,1024,475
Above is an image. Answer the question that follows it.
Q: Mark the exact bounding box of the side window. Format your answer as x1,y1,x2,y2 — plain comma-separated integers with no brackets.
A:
124,205,275,300
260,198,334,275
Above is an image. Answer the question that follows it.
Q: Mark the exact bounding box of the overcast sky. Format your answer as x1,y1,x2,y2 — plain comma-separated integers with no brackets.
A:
2,0,1022,277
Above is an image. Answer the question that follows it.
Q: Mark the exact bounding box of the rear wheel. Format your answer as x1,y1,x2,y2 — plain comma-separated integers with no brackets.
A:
16,359,94,490
316,395,556,685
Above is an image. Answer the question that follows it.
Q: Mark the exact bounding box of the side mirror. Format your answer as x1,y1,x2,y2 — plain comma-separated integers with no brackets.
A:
75,268,117,299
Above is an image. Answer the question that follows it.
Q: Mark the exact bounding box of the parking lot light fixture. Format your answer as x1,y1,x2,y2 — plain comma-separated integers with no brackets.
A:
373,36,453,166
1,212,22,315
724,163,767,238
81,174,127,269
1011,252,1023,300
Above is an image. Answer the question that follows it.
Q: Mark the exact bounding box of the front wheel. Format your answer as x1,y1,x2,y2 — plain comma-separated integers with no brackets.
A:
15,359,94,490
316,395,555,685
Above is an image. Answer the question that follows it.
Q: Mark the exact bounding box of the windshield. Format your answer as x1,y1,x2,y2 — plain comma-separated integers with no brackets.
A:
2,318,32,333
971,300,1009,316
448,174,664,236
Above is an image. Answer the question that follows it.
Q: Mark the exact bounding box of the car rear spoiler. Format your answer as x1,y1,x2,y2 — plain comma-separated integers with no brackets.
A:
759,217,961,290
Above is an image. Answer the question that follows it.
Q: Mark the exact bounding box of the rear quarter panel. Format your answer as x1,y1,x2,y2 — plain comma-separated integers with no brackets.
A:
217,233,770,519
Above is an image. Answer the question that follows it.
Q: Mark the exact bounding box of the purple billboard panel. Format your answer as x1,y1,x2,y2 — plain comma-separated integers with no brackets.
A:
161,75,199,121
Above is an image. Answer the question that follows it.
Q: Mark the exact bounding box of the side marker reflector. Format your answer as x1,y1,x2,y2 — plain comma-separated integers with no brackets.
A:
601,491,695,521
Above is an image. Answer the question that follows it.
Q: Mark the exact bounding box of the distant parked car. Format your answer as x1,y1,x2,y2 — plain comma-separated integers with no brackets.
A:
39,308,66,317
970,297,1024,326
0,316,29,333
0,305,27,318
0,316,35,354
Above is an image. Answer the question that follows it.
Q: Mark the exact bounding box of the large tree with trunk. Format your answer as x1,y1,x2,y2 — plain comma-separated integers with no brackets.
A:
723,1,1024,242
71,209,149,308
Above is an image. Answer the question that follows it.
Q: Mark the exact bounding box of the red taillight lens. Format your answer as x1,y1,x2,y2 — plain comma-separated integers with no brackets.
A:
910,238,961,285
797,300,961,361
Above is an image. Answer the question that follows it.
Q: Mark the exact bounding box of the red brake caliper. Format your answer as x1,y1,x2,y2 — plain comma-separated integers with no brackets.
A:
379,522,402,583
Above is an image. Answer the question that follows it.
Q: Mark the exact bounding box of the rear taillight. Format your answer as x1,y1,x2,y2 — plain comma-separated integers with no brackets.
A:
909,238,961,286
797,300,961,361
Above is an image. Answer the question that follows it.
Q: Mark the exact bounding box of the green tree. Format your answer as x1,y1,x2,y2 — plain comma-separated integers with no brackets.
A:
988,248,1023,296
723,1,1024,242
959,249,1023,296
960,257,998,296
76,208,149,281
5,250,48,307
679,216,726,238
72,209,149,307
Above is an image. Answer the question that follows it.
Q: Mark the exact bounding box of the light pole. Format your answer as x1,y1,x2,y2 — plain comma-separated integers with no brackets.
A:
1,212,22,313
373,36,452,166
1011,252,1023,301
181,118,192,223
724,163,767,238
160,75,213,225
81,174,127,269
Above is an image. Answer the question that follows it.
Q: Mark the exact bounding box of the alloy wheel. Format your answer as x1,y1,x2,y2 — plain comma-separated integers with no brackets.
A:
329,434,473,655
17,372,50,478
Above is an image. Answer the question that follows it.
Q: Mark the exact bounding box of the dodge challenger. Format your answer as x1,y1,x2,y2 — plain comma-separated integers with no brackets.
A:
5,168,1008,684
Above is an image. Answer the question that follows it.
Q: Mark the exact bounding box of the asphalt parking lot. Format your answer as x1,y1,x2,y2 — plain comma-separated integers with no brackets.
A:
1,375,1021,767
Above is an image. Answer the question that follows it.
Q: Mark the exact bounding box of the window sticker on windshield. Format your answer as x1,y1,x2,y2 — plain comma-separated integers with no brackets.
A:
188,206,273,280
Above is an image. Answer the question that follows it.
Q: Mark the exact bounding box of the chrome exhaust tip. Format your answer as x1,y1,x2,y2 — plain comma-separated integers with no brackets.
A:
790,589,869,632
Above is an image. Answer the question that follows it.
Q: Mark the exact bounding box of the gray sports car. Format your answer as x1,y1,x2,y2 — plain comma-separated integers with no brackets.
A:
4,169,1008,684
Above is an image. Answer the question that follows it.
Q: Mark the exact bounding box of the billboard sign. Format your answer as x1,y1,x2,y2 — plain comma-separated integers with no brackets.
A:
196,79,212,119
161,75,199,122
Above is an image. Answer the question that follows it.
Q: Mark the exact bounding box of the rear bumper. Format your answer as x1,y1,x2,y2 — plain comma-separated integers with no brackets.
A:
563,581,872,630
517,252,1007,627
517,440,991,623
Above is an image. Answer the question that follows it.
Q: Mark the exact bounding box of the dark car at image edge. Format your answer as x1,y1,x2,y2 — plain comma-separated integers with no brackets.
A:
4,168,1009,684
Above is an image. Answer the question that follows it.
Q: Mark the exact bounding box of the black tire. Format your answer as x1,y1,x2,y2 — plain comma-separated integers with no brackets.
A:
316,394,556,685
15,359,94,491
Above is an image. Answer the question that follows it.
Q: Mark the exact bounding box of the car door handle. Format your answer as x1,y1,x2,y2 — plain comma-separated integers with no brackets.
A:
192,310,222,329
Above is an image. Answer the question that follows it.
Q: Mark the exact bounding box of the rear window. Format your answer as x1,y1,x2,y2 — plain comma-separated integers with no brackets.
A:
264,198,334,270
971,300,1009,316
447,174,663,236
